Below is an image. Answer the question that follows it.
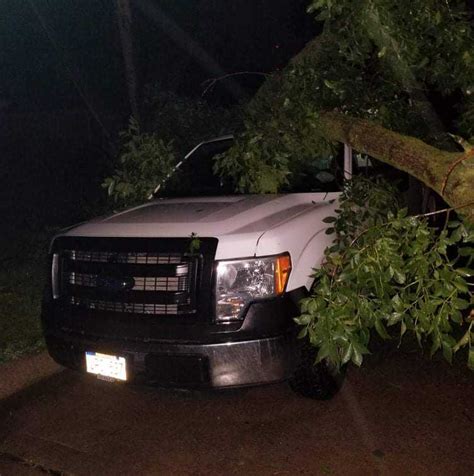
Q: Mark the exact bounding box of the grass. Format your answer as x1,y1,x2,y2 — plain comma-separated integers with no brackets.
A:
0,230,52,363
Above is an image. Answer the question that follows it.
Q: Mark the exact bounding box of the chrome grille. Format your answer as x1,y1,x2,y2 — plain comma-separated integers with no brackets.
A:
64,250,183,265
69,296,180,315
60,248,199,317
66,272,189,292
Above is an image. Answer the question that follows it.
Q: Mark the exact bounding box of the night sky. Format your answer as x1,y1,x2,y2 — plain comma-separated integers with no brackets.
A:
0,0,319,229
0,0,318,113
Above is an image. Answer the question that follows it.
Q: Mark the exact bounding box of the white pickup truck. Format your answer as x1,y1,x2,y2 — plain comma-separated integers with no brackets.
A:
42,136,354,399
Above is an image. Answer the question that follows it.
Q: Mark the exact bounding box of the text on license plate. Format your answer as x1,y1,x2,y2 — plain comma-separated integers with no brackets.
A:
85,351,127,381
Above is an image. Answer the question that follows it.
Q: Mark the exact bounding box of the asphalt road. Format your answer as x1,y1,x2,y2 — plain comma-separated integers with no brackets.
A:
0,347,473,476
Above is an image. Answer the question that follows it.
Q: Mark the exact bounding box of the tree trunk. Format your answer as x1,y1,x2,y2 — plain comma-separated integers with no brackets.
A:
319,112,474,223
116,0,140,122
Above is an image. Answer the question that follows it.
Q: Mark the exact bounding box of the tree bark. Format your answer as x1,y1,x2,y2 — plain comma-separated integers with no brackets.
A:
319,112,474,222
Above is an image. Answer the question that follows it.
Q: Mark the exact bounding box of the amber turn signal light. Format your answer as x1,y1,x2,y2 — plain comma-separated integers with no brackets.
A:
275,254,292,295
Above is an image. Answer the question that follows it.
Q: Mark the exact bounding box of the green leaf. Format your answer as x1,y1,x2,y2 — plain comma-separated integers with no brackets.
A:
442,342,453,365
449,227,464,244
374,319,391,340
430,334,441,357
107,179,116,196
307,299,320,314
316,342,331,363
453,329,471,352
341,343,353,365
351,346,363,367
453,279,469,294
454,298,470,310
294,314,312,326
468,348,474,371
447,220,461,229
456,268,474,278
451,310,463,324
346,333,368,367
393,269,406,285
323,79,337,90
297,327,308,339
417,57,429,69
415,330,422,347
392,294,404,312
359,328,370,346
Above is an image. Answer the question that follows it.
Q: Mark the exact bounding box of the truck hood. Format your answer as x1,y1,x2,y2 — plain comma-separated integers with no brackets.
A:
62,193,339,260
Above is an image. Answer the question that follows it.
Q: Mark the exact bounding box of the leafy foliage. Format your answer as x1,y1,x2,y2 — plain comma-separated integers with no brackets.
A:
143,89,239,155
188,232,202,254
214,63,341,193
306,0,474,137
314,0,474,84
102,117,177,207
103,90,239,207
295,177,474,370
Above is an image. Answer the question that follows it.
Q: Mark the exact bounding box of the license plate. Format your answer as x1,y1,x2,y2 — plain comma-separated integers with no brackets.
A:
85,351,127,381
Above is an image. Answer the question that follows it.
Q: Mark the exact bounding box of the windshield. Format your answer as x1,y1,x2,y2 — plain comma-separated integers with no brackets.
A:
159,138,345,197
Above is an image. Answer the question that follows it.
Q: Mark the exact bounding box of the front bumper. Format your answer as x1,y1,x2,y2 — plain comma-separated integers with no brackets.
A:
46,332,295,388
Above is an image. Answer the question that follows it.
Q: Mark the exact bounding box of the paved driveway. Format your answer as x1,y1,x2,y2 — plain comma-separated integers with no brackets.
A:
0,348,473,475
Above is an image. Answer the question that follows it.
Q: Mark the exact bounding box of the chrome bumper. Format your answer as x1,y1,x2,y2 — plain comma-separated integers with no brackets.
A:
152,335,294,387
46,333,295,388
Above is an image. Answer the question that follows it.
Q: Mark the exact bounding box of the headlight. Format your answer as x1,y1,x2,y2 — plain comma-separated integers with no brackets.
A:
215,254,291,322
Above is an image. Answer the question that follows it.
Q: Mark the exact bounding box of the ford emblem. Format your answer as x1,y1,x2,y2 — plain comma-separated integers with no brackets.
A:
96,275,135,292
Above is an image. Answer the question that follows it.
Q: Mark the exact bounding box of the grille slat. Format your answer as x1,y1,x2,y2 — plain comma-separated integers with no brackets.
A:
69,296,182,315
65,250,183,264
64,260,190,277
67,272,188,292
67,285,191,304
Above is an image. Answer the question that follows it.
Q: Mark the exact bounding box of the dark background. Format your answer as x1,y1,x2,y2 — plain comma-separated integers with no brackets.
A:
0,0,318,231
4,1,473,232
1,0,317,111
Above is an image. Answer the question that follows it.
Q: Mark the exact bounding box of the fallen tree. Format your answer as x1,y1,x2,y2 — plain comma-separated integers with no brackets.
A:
214,0,474,369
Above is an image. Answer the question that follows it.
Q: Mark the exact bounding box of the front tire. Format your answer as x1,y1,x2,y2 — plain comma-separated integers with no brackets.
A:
289,340,346,400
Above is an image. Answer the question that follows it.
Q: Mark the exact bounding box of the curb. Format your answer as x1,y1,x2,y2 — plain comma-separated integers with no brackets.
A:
0,351,62,401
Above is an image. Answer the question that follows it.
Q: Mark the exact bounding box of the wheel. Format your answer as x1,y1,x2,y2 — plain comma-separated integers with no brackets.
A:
289,339,346,400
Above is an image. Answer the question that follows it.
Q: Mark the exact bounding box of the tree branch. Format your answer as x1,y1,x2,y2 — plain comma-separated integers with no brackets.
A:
201,72,269,97
318,111,474,222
